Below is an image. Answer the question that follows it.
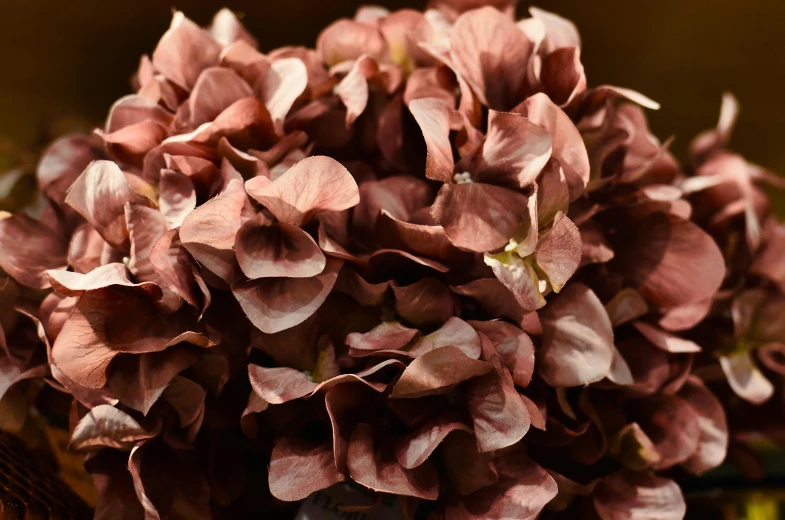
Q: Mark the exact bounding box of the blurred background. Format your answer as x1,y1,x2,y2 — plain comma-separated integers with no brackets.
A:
1,0,784,209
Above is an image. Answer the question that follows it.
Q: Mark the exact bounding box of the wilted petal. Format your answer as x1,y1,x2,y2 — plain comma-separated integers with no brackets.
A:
539,283,614,387
593,470,685,520
70,405,155,451
246,156,359,227
269,438,346,501
0,215,68,289
347,423,438,500
391,346,491,398
679,377,728,475
152,11,222,91
433,182,530,252
233,257,342,334
535,211,581,292
449,7,532,110
65,160,152,248
719,351,774,405
236,216,326,279
466,355,530,452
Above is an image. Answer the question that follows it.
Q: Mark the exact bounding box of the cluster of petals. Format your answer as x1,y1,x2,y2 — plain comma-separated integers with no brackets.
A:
0,1,782,519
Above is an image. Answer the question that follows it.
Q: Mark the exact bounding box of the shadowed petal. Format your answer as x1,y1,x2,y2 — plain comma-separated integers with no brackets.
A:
539,283,614,387
236,217,326,279
679,377,728,475
317,19,388,67
264,58,309,133
269,438,346,501
633,322,701,353
719,351,774,405
470,320,534,387
391,346,491,398
346,322,419,352
535,211,581,292
408,317,482,359
593,470,685,520
408,97,454,182
247,365,318,404
189,67,254,126
0,215,68,289
395,413,471,469
392,278,456,326
70,405,156,452
152,11,222,91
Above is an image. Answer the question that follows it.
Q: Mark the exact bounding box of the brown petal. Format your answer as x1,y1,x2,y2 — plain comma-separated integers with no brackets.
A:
392,278,456,327
236,217,326,279
484,253,545,311
605,288,648,327
433,182,530,253
633,322,701,353
65,160,152,248
47,263,160,298
593,470,685,520
152,12,222,91
449,7,532,110
539,46,586,107
539,283,614,387
233,257,342,334
269,438,346,501
440,431,499,495
347,423,438,500
391,345,492,398
0,215,67,289
150,229,207,313
246,156,359,227
451,278,526,325
247,364,317,404
70,405,155,452
466,355,531,452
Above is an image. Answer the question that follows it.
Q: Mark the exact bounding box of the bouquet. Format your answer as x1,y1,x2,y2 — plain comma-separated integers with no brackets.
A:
1,1,784,518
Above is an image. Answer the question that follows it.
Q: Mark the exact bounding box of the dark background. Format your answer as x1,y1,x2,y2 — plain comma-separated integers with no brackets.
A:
2,1,784,200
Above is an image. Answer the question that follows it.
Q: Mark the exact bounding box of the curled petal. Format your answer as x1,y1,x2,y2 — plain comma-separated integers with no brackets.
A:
246,156,359,227
150,229,209,314
719,351,774,405
346,322,419,353
484,252,545,311
189,67,254,127
392,278,456,326
248,365,317,405
47,263,160,299
408,317,482,359
391,346,492,398
152,11,222,90
605,288,648,327
336,55,379,126
470,320,534,387
539,283,614,387
535,211,581,292
70,405,155,452
37,134,103,207
317,19,388,67
633,322,701,353
395,413,471,469
236,217,326,279
451,278,526,325
264,58,309,133
408,97,454,182
593,470,685,520
679,377,729,475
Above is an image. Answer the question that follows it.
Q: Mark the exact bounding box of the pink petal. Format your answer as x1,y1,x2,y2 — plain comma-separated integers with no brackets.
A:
477,110,552,187
246,156,359,227
408,317,482,359
334,269,390,307
347,423,438,500
105,94,173,134
47,263,160,298
484,252,545,312
593,470,685,520
513,93,589,198
719,351,774,405
150,229,208,313
99,120,170,167
433,182,530,252
466,355,531,452
70,405,156,452
317,19,388,67
539,283,614,387
336,55,379,126
535,211,581,292
37,134,103,207
408,97,454,182
152,12,222,91
263,58,309,133
470,320,534,387
395,413,472,469
539,46,586,107
209,8,257,47
236,217,326,279
440,430,499,495
0,215,67,289
189,67,254,127
159,169,197,229
180,178,248,282
529,7,581,52
679,376,729,475
449,7,532,110
346,322,420,352
391,345,492,398
65,160,152,248
451,278,526,325
233,257,342,334
605,288,649,327
269,438,346,501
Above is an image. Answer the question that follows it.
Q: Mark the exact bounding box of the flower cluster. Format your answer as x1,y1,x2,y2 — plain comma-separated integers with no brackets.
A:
0,2,783,519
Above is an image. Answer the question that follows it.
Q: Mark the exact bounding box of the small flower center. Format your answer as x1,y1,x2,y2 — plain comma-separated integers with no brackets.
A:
453,171,473,184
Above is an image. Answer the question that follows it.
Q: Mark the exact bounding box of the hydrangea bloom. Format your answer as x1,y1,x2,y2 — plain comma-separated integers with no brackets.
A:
0,2,782,519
